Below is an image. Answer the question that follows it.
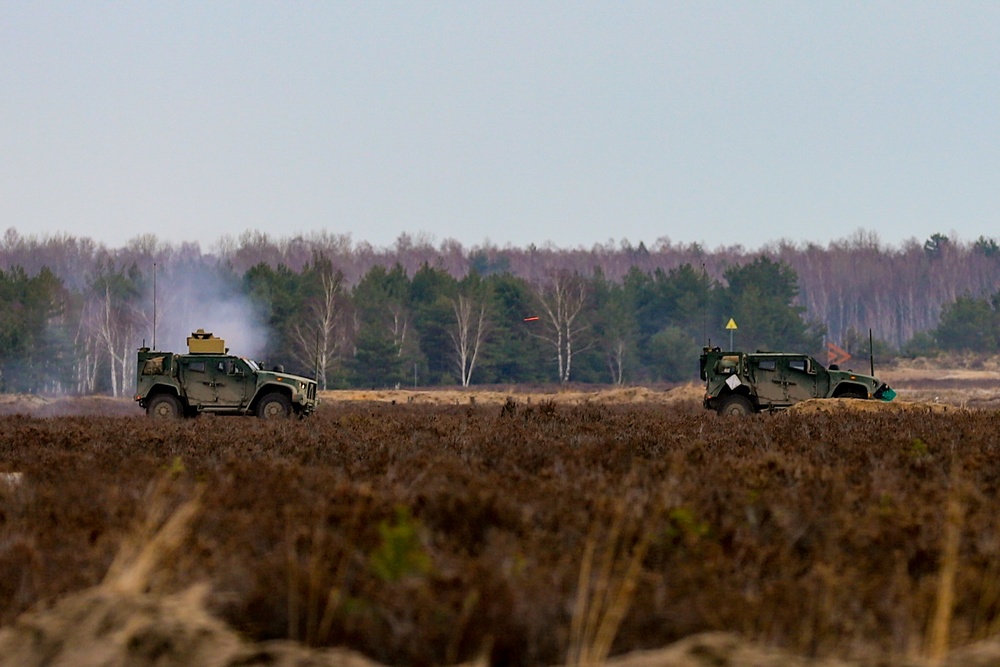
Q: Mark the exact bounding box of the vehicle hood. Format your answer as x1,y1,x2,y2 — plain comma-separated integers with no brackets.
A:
256,371,315,386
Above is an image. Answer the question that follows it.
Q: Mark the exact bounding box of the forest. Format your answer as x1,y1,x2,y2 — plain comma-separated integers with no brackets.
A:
1,227,999,395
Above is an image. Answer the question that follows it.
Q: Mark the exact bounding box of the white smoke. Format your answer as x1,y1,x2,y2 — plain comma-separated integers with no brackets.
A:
149,262,268,361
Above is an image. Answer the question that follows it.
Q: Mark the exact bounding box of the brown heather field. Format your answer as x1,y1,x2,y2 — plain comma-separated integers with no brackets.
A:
2,362,1000,666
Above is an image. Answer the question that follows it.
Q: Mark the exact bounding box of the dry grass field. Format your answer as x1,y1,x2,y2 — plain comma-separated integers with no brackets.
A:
2,358,1000,666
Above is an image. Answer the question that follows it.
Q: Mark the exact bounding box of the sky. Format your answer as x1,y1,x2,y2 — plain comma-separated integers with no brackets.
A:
2,1,999,253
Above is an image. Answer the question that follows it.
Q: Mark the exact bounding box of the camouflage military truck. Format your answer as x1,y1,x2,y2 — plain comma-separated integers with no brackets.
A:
135,330,318,419
699,347,895,416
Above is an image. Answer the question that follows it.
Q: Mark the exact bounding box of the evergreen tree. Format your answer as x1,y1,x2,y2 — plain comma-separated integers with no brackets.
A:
409,264,459,384
719,257,824,353
349,325,404,388
0,267,74,393
242,262,305,363
973,236,1000,258
933,293,999,351
478,273,548,383
350,264,416,387
647,326,701,382
624,263,712,381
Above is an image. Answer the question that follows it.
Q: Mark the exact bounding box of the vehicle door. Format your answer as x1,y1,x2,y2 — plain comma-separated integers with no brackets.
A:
750,357,786,407
180,358,216,405
784,356,818,402
215,358,251,407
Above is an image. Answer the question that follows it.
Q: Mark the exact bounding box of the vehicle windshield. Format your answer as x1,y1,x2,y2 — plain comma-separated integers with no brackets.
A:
243,358,261,372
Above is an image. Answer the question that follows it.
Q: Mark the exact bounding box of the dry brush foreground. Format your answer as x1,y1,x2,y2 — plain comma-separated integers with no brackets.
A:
2,399,1000,666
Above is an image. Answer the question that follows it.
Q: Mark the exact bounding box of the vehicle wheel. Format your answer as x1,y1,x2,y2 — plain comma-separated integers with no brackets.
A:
717,394,754,417
839,390,866,399
147,394,183,419
257,393,292,419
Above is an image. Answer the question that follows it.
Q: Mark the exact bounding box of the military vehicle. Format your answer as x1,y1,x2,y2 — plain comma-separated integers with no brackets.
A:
699,347,895,416
135,330,318,419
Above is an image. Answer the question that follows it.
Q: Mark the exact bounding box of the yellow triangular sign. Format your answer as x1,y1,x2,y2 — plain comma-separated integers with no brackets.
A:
725,318,738,330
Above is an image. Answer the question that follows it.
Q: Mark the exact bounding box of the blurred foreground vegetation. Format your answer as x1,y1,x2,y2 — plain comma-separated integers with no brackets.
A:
1,402,998,665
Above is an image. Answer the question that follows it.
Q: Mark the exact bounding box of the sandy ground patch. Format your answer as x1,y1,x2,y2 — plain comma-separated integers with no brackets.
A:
0,394,139,417
1,359,998,417
319,384,704,407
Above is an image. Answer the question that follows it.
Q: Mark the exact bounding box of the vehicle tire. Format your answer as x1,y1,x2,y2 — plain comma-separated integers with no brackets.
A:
147,394,183,419
257,393,292,419
839,390,866,399
717,394,754,417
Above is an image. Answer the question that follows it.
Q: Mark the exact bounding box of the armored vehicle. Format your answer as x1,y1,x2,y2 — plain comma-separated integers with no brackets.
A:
135,330,318,419
699,347,895,416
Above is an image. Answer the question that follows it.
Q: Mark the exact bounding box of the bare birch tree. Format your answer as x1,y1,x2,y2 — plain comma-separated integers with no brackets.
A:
291,268,346,389
449,294,489,387
605,336,627,385
73,327,101,394
388,302,409,357
81,269,147,396
531,270,591,383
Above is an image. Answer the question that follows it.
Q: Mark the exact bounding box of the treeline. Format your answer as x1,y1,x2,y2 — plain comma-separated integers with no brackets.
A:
1,227,998,394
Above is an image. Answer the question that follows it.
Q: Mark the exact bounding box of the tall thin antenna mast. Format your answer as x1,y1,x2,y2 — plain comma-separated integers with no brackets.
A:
869,328,875,376
315,329,321,386
152,262,157,350
702,262,708,346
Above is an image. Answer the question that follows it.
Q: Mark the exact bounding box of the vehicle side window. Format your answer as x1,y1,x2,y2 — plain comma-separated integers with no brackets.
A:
789,359,808,372
188,361,206,373
142,356,165,375
758,359,776,371
715,355,740,374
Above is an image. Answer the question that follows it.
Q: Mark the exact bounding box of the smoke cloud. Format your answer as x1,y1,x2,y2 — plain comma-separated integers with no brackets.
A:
149,263,268,361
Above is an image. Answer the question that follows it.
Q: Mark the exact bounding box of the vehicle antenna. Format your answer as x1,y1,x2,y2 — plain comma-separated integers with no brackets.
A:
152,262,157,350
702,262,708,345
315,329,321,386
869,328,875,376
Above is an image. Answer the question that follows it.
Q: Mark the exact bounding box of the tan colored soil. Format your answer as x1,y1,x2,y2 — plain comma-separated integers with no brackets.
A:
319,384,704,407
2,364,999,417
787,397,958,415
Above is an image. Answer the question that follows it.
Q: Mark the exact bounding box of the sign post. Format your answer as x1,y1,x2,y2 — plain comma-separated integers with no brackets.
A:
726,318,738,350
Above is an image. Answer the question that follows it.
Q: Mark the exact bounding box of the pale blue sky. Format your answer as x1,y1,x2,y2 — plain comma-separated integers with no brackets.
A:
2,1,999,252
